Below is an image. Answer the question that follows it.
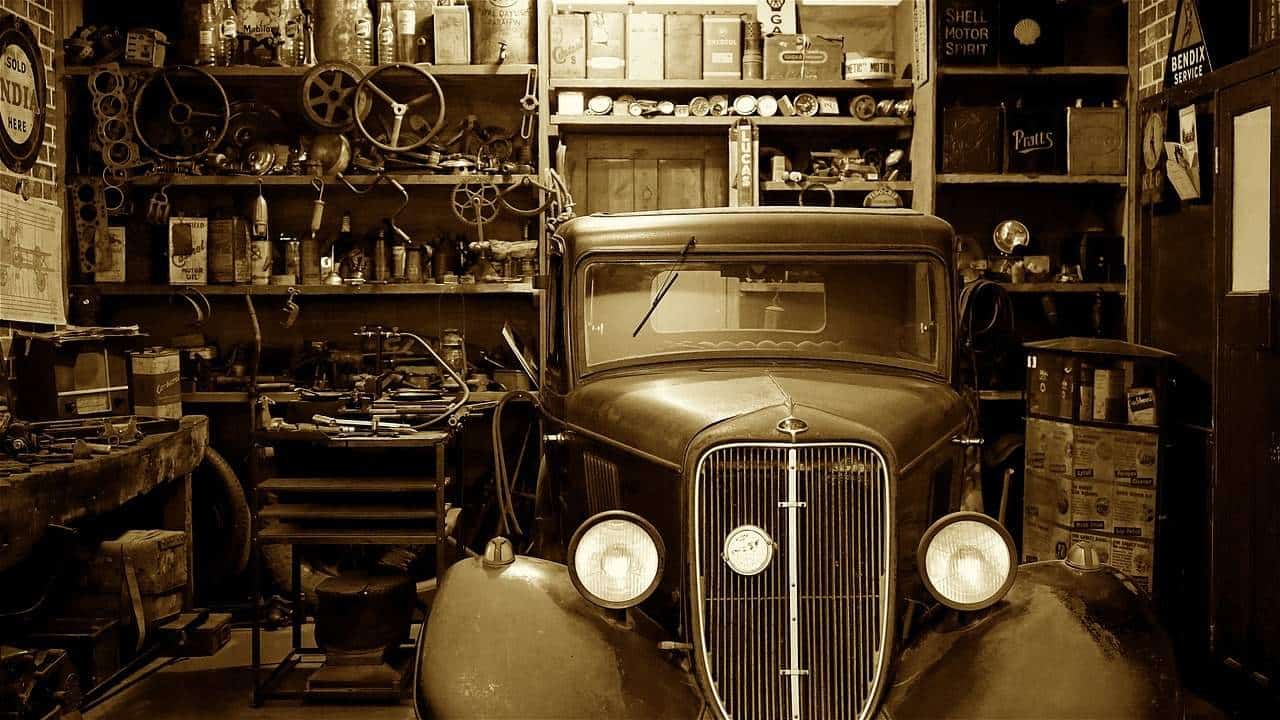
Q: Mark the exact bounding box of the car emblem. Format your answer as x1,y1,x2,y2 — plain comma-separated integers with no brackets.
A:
776,416,808,439
723,525,775,576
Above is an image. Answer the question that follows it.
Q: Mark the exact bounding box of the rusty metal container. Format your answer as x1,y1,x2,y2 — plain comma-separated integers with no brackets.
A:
471,0,535,64
315,0,358,63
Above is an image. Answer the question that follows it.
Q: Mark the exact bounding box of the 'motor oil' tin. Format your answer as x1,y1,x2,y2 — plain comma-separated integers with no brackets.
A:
472,0,535,64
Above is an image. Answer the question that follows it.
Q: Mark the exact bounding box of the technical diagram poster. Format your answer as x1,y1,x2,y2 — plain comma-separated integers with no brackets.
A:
0,188,65,325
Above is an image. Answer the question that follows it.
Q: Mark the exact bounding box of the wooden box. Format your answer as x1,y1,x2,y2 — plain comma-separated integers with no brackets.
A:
939,0,998,65
941,105,1003,173
1067,106,1126,176
703,15,741,79
626,13,664,80
549,13,586,78
586,12,625,78
665,14,702,80
764,34,844,81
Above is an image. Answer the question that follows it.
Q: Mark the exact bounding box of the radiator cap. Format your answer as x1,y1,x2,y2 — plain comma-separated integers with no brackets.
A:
483,536,515,568
1064,540,1104,571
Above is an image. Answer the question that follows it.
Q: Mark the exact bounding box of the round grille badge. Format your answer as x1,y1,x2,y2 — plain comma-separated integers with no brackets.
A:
722,525,775,576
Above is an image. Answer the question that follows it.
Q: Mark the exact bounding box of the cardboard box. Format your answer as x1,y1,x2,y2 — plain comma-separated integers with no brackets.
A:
168,217,207,286
1067,106,1126,175
433,5,471,64
1024,471,1071,527
764,34,844,81
664,14,702,80
703,16,742,79
81,530,188,595
1025,418,1073,476
95,226,126,283
941,106,1003,173
1112,430,1159,488
626,13,664,80
549,13,586,79
586,12,625,78
208,217,250,284
728,119,758,207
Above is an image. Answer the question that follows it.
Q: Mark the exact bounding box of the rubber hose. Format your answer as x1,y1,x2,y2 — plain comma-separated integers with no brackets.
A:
196,446,252,576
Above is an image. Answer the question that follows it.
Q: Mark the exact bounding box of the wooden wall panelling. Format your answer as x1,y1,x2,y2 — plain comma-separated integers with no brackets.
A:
564,135,727,215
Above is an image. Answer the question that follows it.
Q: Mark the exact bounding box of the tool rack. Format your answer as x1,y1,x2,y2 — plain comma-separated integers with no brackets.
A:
248,422,455,706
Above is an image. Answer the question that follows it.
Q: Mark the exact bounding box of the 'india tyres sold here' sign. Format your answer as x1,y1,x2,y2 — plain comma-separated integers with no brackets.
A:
1166,0,1212,87
0,43,36,145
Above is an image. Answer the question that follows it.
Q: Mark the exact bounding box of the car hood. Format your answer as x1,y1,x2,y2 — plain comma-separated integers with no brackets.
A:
563,366,968,472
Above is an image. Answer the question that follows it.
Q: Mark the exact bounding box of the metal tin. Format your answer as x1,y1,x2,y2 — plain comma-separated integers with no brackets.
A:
732,94,758,116
850,95,877,121
664,14,702,80
657,100,675,115
129,347,181,418
406,247,423,282
558,91,586,115
281,234,301,284
613,95,634,116
675,104,690,117
742,51,763,79
757,95,778,117
251,239,272,285
777,95,796,116
689,96,711,117
587,94,614,115
794,93,819,117
549,12,586,78
709,94,729,116
473,0,534,64
817,95,839,115
209,217,251,284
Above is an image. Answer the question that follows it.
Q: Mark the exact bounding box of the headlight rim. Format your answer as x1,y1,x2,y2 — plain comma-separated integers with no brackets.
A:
567,510,666,610
916,510,1017,612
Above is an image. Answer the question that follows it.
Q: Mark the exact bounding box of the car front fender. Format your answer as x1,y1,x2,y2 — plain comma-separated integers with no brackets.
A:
415,555,705,720
882,561,1181,720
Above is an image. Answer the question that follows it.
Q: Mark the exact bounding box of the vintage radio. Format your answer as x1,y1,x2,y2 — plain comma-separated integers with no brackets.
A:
626,13,664,80
1067,105,1126,176
12,328,144,419
472,0,534,64
1000,0,1062,66
665,14,702,80
939,0,997,65
1005,104,1062,174
941,105,1003,173
764,34,844,81
550,13,586,78
703,15,742,79
586,12,625,78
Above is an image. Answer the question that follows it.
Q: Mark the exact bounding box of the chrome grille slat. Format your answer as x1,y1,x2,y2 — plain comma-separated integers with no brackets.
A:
696,443,890,720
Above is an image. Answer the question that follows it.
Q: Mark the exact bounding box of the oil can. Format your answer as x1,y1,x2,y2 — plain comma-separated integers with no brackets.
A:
472,0,535,64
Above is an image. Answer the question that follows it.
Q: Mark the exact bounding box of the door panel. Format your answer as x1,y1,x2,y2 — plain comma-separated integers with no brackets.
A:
565,135,728,215
1213,73,1280,692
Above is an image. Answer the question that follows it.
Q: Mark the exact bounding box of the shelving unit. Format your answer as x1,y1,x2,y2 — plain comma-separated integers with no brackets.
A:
63,63,539,79
938,174,1127,186
75,282,535,296
938,65,1130,78
127,174,538,188
548,78,915,91
550,115,911,134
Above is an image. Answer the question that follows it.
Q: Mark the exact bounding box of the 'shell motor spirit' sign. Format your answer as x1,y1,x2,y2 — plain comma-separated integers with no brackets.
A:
1167,0,1213,87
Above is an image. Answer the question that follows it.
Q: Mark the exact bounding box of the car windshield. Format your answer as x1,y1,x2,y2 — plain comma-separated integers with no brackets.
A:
578,255,945,375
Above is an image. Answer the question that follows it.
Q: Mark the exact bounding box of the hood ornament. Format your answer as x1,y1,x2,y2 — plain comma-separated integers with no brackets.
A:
777,416,808,439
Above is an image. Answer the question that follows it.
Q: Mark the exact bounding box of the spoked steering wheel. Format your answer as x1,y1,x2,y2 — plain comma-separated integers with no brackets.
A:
354,63,446,153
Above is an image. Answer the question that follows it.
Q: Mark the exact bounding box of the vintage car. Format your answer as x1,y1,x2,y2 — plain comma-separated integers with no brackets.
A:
415,208,1181,719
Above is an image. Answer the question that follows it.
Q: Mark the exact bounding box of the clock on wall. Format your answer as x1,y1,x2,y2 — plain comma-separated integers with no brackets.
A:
0,13,46,173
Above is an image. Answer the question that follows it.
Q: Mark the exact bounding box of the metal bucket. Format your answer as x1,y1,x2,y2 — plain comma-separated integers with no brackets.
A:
471,0,535,64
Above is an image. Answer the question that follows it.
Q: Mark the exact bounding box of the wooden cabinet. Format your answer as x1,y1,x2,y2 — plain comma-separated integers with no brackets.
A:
564,135,726,214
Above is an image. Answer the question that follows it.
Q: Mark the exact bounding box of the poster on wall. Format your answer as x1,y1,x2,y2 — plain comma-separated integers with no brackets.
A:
0,188,65,325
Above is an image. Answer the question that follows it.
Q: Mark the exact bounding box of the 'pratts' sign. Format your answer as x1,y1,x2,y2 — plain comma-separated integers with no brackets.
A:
1166,0,1212,87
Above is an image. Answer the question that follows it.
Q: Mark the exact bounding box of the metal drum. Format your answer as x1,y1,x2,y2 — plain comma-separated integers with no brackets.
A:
471,0,535,64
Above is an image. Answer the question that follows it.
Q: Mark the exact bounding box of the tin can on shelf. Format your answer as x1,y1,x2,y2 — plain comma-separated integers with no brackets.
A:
130,347,182,419
250,239,272,286
281,234,301,285
472,0,534,64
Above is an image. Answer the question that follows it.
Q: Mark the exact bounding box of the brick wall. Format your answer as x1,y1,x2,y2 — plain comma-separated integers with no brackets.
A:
1136,0,1177,99
0,0,58,201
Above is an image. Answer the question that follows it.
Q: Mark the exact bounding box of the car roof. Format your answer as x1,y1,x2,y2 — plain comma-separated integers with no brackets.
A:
557,207,955,262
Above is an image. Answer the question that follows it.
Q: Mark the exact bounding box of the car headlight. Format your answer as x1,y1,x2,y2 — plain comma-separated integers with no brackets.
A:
917,511,1017,611
568,511,664,610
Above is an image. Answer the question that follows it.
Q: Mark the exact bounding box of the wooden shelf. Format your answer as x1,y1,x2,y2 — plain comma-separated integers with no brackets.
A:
64,63,536,79
998,282,1126,294
762,180,913,192
937,173,1127,186
80,282,534,296
183,389,511,404
939,65,1130,78
550,115,910,133
548,78,914,92
126,173,536,188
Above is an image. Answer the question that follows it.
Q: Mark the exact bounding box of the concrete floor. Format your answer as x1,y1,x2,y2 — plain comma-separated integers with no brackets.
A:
85,626,417,720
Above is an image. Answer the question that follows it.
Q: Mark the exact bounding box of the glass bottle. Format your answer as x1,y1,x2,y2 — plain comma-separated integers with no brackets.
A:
377,2,395,65
217,0,238,66
196,3,217,65
350,0,374,66
393,0,417,63
279,0,306,66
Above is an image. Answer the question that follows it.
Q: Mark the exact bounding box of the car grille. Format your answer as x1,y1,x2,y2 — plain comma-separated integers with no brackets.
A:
695,443,891,720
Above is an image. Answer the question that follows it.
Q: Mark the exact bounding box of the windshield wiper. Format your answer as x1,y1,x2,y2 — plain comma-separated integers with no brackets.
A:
631,236,696,337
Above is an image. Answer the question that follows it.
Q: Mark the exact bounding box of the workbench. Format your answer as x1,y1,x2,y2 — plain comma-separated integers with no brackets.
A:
0,416,209,606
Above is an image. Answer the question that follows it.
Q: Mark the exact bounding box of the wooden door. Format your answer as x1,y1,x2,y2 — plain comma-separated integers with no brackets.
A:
1213,73,1280,694
563,135,728,214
